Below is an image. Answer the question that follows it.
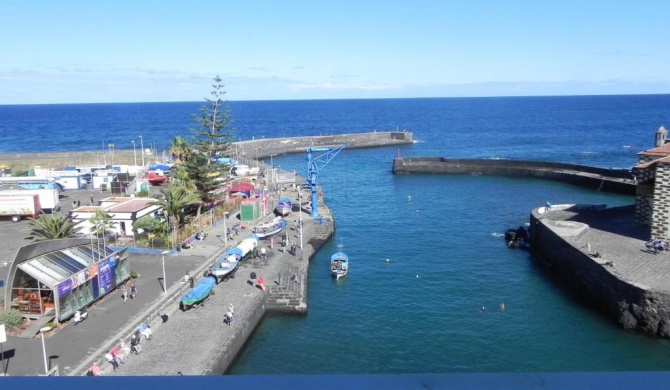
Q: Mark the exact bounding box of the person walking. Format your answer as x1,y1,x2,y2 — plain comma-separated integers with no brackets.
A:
120,284,128,303
257,276,266,291
130,283,137,300
105,350,119,370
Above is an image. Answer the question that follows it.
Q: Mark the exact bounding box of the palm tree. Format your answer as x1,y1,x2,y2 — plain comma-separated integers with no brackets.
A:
169,136,191,165
88,210,116,236
153,184,202,246
28,213,75,241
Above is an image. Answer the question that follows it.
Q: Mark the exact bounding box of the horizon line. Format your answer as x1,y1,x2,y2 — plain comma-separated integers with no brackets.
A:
2,92,670,107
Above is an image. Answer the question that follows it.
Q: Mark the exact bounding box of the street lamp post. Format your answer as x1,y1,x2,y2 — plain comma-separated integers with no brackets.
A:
161,250,170,294
39,326,52,375
255,147,261,168
131,140,137,167
139,135,145,168
223,212,229,245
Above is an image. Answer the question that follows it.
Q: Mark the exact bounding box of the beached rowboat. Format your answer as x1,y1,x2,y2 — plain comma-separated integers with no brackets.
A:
179,276,217,310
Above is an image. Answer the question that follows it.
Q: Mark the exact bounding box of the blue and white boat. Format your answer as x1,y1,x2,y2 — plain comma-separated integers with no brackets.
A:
252,217,287,239
275,197,292,216
179,275,217,310
330,251,349,279
209,247,242,281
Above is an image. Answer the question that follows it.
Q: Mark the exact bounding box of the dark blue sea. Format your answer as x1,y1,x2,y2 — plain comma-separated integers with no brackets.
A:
3,95,670,375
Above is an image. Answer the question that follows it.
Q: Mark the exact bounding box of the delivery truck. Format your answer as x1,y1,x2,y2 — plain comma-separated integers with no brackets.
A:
0,194,41,222
0,189,60,212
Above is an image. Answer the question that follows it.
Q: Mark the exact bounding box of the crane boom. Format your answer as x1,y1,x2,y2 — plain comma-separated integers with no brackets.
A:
306,144,345,217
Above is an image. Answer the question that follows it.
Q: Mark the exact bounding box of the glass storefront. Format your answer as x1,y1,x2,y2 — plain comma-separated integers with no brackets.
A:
7,242,129,322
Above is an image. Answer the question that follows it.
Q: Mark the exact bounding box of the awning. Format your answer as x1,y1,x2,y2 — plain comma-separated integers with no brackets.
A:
231,183,255,192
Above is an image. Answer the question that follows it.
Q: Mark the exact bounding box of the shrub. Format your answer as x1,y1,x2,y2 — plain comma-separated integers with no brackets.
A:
130,271,139,279
0,309,23,327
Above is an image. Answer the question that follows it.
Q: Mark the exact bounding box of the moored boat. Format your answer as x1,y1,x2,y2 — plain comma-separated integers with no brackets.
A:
179,275,217,310
330,251,349,279
252,217,287,239
275,197,292,216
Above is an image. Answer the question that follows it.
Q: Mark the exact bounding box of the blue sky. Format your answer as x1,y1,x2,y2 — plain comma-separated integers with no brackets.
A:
1,1,669,104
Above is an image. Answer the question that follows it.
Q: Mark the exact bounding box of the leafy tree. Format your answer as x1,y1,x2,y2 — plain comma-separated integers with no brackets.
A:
133,215,167,235
28,213,75,241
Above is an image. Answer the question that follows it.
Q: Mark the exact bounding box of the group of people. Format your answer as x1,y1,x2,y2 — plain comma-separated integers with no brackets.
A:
648,238,670,254
119,282,138,303
88,322,153,375
252,247,267,261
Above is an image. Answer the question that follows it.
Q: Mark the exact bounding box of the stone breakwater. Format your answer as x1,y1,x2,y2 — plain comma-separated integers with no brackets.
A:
236,131,413,159
530,204,670,338
392,157,635,195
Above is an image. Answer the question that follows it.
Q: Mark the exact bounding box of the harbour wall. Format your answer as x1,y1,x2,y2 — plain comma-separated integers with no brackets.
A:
392,158,636,195
205,207,334,374
235,131,413,159
529,207,670,337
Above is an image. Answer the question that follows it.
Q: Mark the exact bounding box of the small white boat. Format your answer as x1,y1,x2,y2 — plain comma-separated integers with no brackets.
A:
330,251,349,279
275,197,292,216
252,217,287,239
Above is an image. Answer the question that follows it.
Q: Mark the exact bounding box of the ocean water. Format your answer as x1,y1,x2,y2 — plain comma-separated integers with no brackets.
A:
3,95,670,374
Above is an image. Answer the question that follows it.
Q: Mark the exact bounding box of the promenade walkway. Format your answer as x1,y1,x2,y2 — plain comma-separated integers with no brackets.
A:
0,185,326,376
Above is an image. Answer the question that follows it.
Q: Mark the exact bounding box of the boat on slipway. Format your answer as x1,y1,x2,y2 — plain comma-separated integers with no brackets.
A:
209,247,242,282
179,275,217,310
275,197,293,216
330,251,349,279
252,216,287,239
209,234,259,281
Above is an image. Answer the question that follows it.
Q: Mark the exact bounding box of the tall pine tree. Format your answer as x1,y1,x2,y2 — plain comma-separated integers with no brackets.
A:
185,75,236,210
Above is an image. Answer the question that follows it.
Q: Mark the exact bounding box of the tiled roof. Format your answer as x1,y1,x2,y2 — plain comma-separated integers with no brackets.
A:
635,154,670,169
637,142,670,157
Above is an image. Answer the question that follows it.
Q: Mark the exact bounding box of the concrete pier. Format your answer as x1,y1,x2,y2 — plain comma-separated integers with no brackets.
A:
530,204,670,337
235,131,413,160
102,188,333,376
392,157,636,195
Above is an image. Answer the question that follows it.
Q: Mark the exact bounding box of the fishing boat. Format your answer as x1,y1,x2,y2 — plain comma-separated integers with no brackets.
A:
330,251,349,279
236,234,259,258
252,217,287,239
209,247,242,282
179,275,217,310
275,197,293,216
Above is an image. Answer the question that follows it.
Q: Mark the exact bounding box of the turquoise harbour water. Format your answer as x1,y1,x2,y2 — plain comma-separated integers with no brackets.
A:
3,95,670,375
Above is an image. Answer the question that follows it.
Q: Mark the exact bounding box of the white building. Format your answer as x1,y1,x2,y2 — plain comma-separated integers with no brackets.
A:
70,197,162,237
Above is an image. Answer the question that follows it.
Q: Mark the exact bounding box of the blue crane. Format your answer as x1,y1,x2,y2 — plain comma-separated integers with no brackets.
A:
305,144,345,217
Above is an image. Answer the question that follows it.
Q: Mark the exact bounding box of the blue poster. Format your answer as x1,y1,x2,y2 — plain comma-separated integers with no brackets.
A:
98,258,115,295
57,279,72,297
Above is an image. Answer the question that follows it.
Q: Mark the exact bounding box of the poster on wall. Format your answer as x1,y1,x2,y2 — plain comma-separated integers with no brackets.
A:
58,279,72,297
88,263,98,280
97,258,117,295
